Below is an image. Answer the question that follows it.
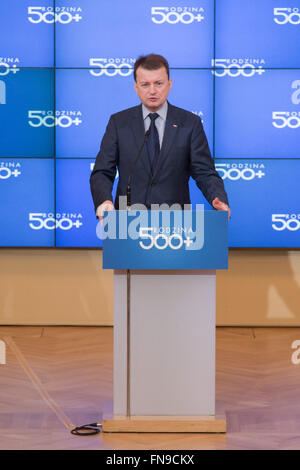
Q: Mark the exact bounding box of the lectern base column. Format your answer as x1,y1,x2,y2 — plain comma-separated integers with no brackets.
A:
111,269,227,433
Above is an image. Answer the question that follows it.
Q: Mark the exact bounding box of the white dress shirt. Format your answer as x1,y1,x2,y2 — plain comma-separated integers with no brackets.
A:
142,100,168,149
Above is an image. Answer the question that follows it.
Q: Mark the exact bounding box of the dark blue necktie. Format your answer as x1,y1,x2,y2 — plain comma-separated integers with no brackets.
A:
146,113,160,172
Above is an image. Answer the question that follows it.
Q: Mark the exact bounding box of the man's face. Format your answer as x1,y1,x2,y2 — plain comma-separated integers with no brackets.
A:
134,66,172,112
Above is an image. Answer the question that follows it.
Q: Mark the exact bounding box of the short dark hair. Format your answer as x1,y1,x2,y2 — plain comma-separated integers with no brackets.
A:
134,54,170,81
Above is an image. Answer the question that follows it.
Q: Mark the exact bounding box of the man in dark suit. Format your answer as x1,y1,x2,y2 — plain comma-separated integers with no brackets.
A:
90,54,230,220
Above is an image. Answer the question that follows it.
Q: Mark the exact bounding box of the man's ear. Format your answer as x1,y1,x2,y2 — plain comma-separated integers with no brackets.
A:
168,78,173,90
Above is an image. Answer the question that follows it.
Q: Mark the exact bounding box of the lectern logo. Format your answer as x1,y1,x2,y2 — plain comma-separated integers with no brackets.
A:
98,204,205,251
151,6,204,24
89,58,135,77
28,6,82,23
139,227,197,250
272,214,300,231
274,7,300,24
0,340,6,365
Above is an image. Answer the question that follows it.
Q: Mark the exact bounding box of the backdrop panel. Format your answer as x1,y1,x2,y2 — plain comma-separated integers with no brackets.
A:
215,70,300,158
0,0,54,67
0,158,54,247
0,69,54,157
55,159,119,247
55,0,213,68
215,0,300,68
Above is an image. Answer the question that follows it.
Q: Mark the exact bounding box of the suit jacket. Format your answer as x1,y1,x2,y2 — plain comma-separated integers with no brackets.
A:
90,102,228,211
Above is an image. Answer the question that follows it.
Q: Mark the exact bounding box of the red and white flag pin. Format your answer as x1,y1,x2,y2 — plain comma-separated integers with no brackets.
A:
172,124,178,128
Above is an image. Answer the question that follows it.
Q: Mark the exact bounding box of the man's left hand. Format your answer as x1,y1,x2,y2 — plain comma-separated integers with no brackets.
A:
212,197,231,219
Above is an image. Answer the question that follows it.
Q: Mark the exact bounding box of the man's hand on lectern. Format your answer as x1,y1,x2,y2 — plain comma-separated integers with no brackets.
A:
97,200,114,225
212,197,231,220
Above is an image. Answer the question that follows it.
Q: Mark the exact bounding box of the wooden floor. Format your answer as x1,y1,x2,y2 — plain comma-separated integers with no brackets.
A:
1,326,300,450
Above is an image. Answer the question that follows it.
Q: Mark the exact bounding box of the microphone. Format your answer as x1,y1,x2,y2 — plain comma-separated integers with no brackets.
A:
126,129,150,209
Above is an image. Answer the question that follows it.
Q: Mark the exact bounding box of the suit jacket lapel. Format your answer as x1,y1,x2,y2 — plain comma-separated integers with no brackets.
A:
152,103,179,179
130,105,152,176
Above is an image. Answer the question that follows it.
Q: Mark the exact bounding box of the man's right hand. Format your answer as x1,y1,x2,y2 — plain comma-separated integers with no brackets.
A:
96,200,114,223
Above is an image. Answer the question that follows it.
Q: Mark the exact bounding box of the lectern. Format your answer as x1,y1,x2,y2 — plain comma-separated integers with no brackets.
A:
101,210,228,432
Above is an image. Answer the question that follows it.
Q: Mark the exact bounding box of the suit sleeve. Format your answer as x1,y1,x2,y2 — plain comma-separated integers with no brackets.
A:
90,115,119,213
189,116,229,206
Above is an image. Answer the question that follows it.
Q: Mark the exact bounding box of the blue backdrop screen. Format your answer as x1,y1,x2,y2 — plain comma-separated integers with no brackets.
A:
0,0,54,67
0,0,299,248
0,69,54,157
215,0,300,69
55,159,118,247
0,159,54,246
190,160,300,247
215,70,300,159
55,0,214,68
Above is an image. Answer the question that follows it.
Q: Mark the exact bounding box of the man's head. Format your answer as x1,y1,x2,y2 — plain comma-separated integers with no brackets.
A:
134,54,172,112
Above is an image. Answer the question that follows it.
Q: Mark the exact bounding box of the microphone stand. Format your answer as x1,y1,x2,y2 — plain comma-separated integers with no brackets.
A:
126,129,150,209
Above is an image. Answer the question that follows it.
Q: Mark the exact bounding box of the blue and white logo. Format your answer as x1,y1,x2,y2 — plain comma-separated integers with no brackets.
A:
151,6,205,24
99,208,205,251
0,161,21,179
89,58,135,77
27,6,82,24
28,110,82,128
0,58,20,76
216,162,265,181
273,7,300,25
212,58,266,77
29,212,83,231
272,214,300,231
102,210,228,270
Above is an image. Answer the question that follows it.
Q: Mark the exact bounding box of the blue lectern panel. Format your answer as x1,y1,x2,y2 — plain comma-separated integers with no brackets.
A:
215,159,300,247
55,159,118,247
0,159,54,246
215,0,300,68
55,69,213,158
102,210,228,269
0,0,54,67
215,70,300,158
0,69,54,157
55,0,213,68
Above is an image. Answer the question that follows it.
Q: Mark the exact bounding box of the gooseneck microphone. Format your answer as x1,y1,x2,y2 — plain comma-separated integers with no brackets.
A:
126,129,151,209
